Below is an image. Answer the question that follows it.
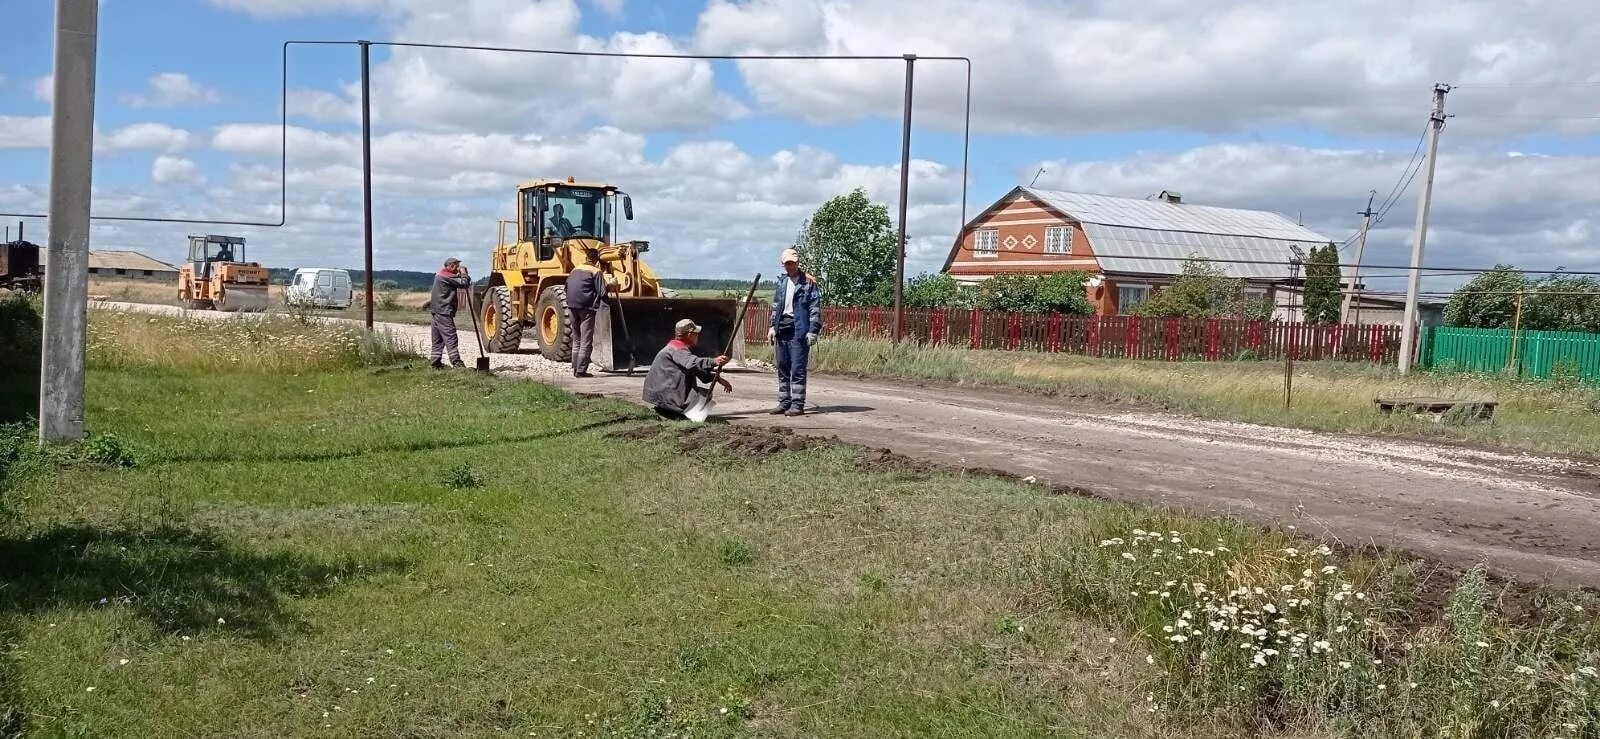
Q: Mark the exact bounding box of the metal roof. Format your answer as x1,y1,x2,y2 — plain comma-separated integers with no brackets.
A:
1021,187,1331,279
40,250,179,272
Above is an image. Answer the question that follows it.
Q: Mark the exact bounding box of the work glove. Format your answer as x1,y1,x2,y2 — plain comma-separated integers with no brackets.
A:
766,327,776,344
806,332,817,347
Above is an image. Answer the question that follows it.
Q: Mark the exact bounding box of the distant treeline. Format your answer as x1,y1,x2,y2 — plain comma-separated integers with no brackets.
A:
265,268,773,294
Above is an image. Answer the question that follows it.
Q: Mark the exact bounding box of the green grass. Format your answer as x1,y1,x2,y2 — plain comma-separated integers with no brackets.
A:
4,314,1597,737
762,336,1600,459
0,316,1185,737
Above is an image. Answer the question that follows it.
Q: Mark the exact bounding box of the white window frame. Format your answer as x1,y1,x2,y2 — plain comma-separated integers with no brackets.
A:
972,228,999,258
1044,225,1073,255
1116,284,1151,315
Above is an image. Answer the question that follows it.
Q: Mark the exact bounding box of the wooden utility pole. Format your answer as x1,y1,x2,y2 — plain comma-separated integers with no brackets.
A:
891,54,915,343
1397,83,1450,374
1341,191,1376,325
1285,247,1305,409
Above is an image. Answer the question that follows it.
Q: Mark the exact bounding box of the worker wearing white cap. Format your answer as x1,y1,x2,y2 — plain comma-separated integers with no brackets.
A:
766,247,822,416
642,318,731,420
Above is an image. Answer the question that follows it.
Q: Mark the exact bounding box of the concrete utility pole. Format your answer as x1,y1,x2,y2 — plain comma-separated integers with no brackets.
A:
892,54,915,343
39,0,98,444
1341,191,1376,325
1397,83,1449,374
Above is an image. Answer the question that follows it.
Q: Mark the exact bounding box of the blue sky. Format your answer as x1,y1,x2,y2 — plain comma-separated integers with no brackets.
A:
2,0,1597,291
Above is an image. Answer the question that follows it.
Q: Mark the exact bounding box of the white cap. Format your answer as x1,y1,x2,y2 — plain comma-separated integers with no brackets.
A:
780,248,801,264
674,318,701,335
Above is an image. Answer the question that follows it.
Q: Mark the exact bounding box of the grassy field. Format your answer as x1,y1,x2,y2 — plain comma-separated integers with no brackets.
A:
755,336,1600,459
3,308,1598,737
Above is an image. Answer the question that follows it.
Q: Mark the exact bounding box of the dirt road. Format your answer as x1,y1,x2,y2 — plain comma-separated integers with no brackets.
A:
107,302,1600,587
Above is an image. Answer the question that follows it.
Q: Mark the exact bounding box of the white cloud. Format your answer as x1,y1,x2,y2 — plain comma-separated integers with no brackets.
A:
203,0,388,16
309,0,748,132
1030,142,1600,287
695,0,1600,136
590,0,624,15
100,123,194,153
124,73,221,108
152,156,206,186
287,88,361,123
2,120,195,154
32,75,52,103
0,116,51,149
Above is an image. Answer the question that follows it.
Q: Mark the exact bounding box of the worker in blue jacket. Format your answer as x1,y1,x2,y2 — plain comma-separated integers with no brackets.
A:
766,248,822,416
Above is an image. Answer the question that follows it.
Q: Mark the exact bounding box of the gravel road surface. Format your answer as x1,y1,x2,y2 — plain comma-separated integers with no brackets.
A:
106,302,1600,587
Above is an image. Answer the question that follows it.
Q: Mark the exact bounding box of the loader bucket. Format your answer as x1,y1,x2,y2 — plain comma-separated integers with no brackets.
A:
592,297,745,373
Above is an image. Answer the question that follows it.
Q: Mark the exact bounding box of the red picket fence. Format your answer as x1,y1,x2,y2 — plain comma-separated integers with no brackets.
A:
743,306,1403,363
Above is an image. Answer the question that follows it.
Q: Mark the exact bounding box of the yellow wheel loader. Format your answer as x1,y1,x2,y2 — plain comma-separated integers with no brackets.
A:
178,234,269,312
481,178,744,370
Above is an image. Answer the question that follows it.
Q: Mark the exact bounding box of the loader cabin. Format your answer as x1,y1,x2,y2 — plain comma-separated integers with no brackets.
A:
516,178,635,260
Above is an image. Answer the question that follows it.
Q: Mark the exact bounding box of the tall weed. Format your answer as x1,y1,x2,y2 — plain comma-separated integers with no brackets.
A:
88,309,412,372
1049,510,1600,736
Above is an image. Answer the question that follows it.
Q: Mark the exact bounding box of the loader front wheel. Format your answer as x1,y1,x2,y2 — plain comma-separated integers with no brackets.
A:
535,285,572,363
484,285,523,353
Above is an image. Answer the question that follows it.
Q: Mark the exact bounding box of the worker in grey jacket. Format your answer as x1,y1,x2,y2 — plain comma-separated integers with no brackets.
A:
429,257,471,369
643,319,731,419
564,246,607,378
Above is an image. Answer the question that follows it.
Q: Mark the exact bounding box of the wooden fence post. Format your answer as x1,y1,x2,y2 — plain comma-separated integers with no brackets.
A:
1047,313,1063,353
1127,317,1141,359
932,309,946,346
969,309,981,350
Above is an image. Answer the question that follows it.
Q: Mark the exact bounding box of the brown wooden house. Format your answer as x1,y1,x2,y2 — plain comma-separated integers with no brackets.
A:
943,186,1333,315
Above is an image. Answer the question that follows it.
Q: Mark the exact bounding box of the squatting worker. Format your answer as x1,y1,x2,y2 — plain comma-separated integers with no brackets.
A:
643,318,731,420
429,257,471,369
765,248,822,416
564,246,607,378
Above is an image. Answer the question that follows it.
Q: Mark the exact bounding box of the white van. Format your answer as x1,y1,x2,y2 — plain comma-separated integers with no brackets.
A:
285,268,353,309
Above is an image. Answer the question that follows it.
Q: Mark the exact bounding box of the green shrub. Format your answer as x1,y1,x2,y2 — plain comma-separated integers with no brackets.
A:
441,463,484,490
82,432,138,468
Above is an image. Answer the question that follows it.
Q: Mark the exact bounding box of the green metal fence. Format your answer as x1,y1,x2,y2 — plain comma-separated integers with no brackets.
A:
1420,326,1600,382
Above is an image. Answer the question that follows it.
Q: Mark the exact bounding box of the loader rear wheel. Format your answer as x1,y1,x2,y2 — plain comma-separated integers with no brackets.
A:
184,299,214,310
484,285,523,353
535,285,572,363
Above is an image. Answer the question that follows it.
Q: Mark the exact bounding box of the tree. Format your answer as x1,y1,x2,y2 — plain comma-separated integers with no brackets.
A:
1523,275,1600,333
1132,259,1260,319
1300,242,1343,324
902,273,975,309
1444,265,1528,328
975,273,1092,314
795,189,897,306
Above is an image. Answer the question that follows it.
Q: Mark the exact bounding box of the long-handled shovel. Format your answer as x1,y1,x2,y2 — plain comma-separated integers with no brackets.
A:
463,285,492,373
684,274,761,423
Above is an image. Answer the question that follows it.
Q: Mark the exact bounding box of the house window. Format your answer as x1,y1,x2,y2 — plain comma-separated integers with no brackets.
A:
972,229,998,258
115,268,126,275
142,270,154,277
1117,284,1150,315
1045,226,1073,254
